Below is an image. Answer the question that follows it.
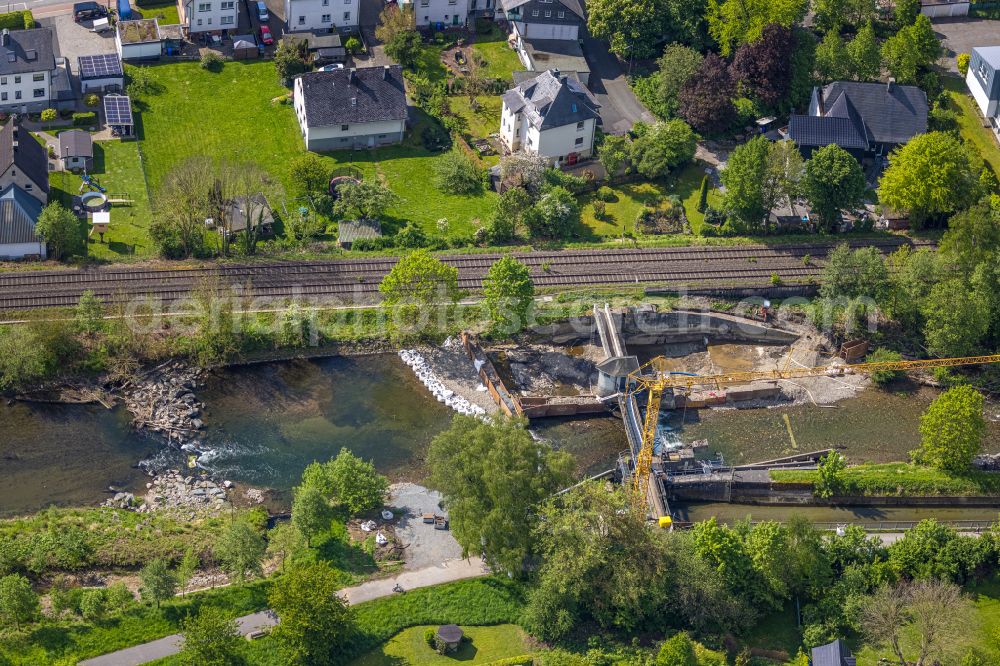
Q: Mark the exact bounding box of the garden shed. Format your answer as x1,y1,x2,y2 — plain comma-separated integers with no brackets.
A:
337,219,381,249
58,130,93,171
231,35,258,60
115,19,162,61
78,53,124,93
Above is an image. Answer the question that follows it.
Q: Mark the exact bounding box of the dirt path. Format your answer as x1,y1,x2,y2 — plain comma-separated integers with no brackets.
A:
78,557,488,666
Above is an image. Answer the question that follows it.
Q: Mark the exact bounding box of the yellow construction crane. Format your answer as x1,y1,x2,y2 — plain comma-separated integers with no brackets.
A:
623,353,1000,516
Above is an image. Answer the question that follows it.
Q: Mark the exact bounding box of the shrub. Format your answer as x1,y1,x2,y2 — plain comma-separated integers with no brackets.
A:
84,93,100,107
867,347,904,387
424,628,437,647
957,52,970,77
434,31,444,43
72,112,97,127
770,273,782,286
345,36,361,53
433,148,483,195
596,185,616,202
814,451,847,498
592,200,606,219
40,108,56,122
0,10,34,31
697,175,709,212
200,51,223,72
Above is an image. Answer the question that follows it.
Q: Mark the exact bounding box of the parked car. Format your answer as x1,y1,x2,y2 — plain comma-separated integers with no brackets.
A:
259,25,274,45
73,1,109,22
256,1,269,22
318,63,344,71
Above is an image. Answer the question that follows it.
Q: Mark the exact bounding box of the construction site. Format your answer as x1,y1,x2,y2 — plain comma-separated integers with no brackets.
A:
453,302,1000,526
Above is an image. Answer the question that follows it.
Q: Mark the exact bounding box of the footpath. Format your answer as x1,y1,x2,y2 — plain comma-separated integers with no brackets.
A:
78,557,487,666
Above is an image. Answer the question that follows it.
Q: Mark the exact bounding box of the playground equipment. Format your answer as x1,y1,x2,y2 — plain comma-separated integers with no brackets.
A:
329,175,361,198
89,211,110,243
80,190,109,212
80,171,106,194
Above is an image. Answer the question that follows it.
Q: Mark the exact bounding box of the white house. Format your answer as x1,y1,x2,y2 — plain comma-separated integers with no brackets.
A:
0,119,49,259
177,0,238,36
920,0,969,18
0,28,56,114
499,0,584,41
294,65,408,152
500,68,599,165
400,0,471,28
284,0,358,33
967,46,1000,138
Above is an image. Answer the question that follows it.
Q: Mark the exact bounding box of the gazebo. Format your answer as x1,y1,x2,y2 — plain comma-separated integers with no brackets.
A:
436,624,463,651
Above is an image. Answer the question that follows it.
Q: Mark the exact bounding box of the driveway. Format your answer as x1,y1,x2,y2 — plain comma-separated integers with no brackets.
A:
78,558,488,666
930,16,1000,73
582,33,655,135
40,12,116,73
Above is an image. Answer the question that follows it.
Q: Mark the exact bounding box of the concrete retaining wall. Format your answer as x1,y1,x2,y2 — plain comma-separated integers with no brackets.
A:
670,481,1000,506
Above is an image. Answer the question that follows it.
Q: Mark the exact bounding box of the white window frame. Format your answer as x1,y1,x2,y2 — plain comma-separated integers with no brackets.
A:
321,13,331,21
198,2,210,11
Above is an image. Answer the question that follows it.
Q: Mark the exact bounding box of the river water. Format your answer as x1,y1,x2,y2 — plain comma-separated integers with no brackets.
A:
3,354,1000,519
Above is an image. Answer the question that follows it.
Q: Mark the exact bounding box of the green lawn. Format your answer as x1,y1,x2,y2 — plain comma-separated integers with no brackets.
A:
771,462,1000,496
578,161,721,239
351,624,530,666
943,75,1000,175
412,44,450,83
49,140,155,260
451,94,502,139
470,27,524,82
134,0,180,23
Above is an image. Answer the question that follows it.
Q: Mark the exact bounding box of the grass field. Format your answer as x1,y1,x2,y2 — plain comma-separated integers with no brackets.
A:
49,140,155,260
771,462,1000,496
451,95,502,140
470,27,524,82
135,0,180,23
943,75,1000,175
352,624,530,665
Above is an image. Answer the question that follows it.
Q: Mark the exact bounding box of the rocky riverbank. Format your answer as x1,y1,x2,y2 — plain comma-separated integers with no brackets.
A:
120,362,206,450
101,469,255,516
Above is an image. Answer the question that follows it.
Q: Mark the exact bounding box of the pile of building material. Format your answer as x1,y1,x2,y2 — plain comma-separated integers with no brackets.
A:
399,349,488,418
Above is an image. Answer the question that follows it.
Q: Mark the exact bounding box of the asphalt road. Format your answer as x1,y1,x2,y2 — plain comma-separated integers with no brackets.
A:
582,32,655,134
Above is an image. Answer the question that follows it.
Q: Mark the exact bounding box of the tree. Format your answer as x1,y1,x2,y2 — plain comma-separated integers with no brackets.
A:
215,521,266,583
819,244,889,301
678,53,736,134
105,582,134,612
917,385,985,472
847,22,881,82
802,145,866,232
292,484,333,546
75,290,103,335
768,139,804,215
788,27,818,110
428,416,574,575
176,547,199,597
860,583,910,666
179,610,246,666
288,154,331,199
921,278,990,358
815,30,850,82
880,133,977,228
79,588,108,621
221,160,278,257
940,200,1000,275
706,0,808,56
267,523,306,571
433,148,483,195
377,5,420,67
895,0,921,26
487,187,532,243
885,245,939,328
482,256,534,336
269,562,353,664
521,483,671,640
881,15,941,84
867,347,904,387
300,448,389,515
139,558,176,608
378,249,461,322
334,180,400,221
35,203,83,261
731,24,794,108
814,451,847,498
597,134,632,177
273,37,308,82
151,157,216,258
657,632,698,666
721,136,773,232
0,574,38,629
523,186,580,238
629,120,698,179
587,0,669,59
499,152,548,194
655,44,703,118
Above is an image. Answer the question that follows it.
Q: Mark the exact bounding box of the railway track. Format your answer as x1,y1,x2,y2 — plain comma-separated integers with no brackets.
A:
0,239,932,312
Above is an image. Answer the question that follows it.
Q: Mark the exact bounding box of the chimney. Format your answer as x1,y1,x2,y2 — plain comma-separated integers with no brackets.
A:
887,77,895,92
383,65,390,80
349,67,356,84
2,29,9,47
351,97,357,106
12,126,18,151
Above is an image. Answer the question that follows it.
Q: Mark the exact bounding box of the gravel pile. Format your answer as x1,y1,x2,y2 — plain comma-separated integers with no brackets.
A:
387,483,463,570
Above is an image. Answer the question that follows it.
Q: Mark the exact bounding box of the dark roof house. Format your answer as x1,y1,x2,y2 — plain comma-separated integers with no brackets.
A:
788,81,928,156
296,65,407,129
502,68,599,131
0,120,50,202
810,639,856,666
500,0,584,23
0,183,43,249
0,27,55,77
337,219,381,248
227,194,274,234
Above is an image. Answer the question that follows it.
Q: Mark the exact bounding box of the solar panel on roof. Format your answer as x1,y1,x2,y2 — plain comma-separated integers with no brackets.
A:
103,95,133,126
79,53,123,80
